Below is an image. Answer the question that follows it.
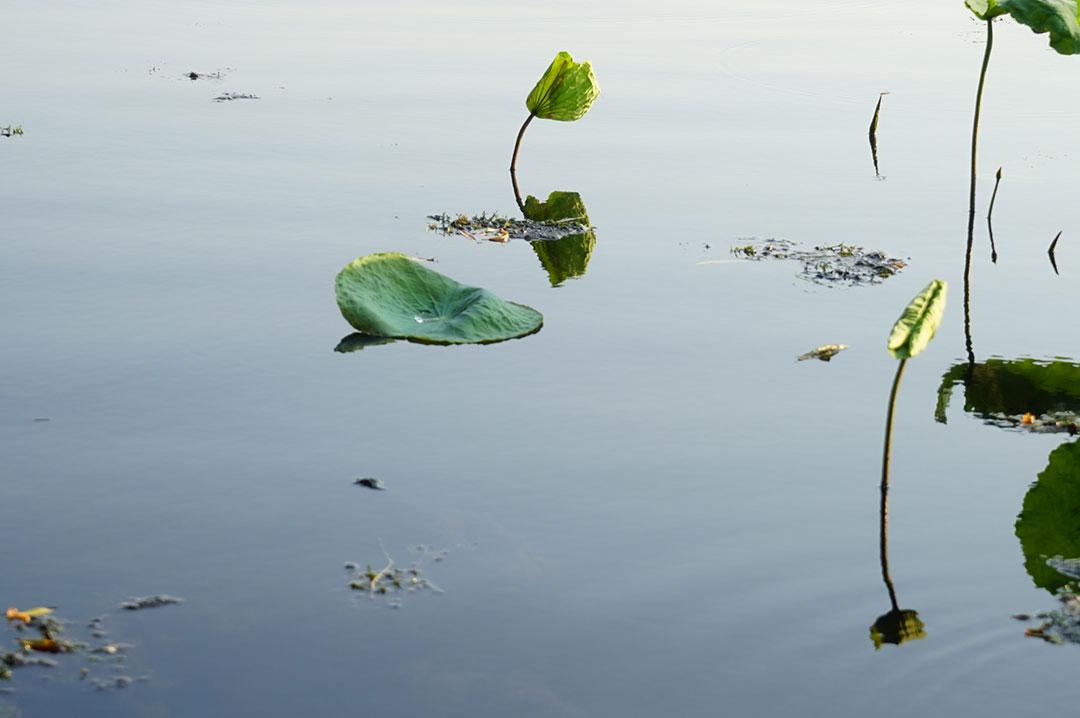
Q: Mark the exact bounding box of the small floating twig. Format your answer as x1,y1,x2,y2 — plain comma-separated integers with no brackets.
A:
1049,230,1062,275
987,166,1002,263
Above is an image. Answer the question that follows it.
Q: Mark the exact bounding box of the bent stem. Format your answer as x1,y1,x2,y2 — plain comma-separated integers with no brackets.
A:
965,19,994,365
987,167,1002,263
880,358,908,612
509,112,536,215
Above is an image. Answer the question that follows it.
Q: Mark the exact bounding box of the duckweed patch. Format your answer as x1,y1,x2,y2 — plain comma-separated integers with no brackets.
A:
730,238,906,286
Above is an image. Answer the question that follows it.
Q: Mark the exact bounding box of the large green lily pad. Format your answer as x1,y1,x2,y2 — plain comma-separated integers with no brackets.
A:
1016,440,1080,591
935,358,1080,425
334,253,543,345
523,191,596,287
966,0,1080,54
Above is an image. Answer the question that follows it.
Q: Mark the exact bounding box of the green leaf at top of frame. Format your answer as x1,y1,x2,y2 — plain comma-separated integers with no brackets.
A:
886,279,948,360
525,51,600,121
966,0,1080,55
334,253,543,345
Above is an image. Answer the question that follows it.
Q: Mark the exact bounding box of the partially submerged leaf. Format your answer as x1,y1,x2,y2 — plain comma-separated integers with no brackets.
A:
523,191,596,286
525,51,600,121
887,280,947,359
335,253,543,345
1016,440,1080,591
966,0,1080,54
797,344,849,362
935,357,1080,426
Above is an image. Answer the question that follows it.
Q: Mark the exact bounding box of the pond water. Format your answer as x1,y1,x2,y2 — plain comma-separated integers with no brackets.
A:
4,0,1080,715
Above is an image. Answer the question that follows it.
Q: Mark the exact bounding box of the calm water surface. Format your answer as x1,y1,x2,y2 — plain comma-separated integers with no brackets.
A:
4,1,1080,715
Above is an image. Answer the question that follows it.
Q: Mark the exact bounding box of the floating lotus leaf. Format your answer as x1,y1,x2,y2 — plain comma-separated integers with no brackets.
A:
935,358,1080,423
1016,440,1080,591
966,0,1080,54
525,51,600,121
334,253,543,345
887,280,948,360
870,609,927,649
523,191,596,287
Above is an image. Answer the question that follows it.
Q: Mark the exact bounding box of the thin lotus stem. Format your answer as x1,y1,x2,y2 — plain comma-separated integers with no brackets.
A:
987,167,1002,263
510,112,536,215
869,92,887,178
964,19,993,366
880,358,907,613
1049,230,1062,275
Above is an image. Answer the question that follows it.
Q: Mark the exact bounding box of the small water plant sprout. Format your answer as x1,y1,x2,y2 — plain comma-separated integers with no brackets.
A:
510,52,600,213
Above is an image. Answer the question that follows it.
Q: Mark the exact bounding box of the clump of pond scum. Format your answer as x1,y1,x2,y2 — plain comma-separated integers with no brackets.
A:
1,608,149,691
1020,589,1080,644
119,595,183,611
346,545,447,607
730,238,907,286
427,212,590,243
212,92,259,102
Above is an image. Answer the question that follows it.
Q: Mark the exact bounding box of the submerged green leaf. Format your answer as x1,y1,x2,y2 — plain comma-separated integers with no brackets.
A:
1016,440,1080,591
334,253,543,344
886,280,948,360
523,191,596,286
525,51,600,121
966,0,1080,54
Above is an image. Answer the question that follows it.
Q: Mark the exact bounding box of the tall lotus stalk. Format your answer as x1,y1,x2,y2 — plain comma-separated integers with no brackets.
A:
962,0,1080,362
879,281,948,610
510,51,600,214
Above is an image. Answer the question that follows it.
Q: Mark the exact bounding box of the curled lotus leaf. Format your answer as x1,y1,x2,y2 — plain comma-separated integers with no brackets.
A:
525,51,600,121
966,0,1080,54
334,253,543,345
887,280,948,360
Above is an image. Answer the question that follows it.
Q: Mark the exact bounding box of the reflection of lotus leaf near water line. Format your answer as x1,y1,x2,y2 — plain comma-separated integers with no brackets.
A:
937,359,1080,592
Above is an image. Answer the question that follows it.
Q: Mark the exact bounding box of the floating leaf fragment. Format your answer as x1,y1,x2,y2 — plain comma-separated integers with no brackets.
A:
353,478,385,490
886,280,948,360
797,344,849,362
335,253,543,345
5,607,54,623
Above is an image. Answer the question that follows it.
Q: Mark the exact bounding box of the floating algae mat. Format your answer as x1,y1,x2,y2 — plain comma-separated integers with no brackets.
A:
334,253,543,345
730,239,906,286
427,210,590,243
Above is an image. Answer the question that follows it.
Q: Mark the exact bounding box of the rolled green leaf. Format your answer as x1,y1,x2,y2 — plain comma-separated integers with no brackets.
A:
965,0,1080,54
525,51,600,121
334,253,543,345
887,279,948,360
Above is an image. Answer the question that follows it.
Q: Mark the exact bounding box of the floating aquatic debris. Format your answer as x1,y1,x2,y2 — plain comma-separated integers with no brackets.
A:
0,126,23,138
1020,590,1080,644
730,238,906,286
345,545,445,605
797,344,849,362
427,211,590,243
212,92,259,102
353,477,385,490
119,595,183,611
186,70,225,81
979,410,1079,434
